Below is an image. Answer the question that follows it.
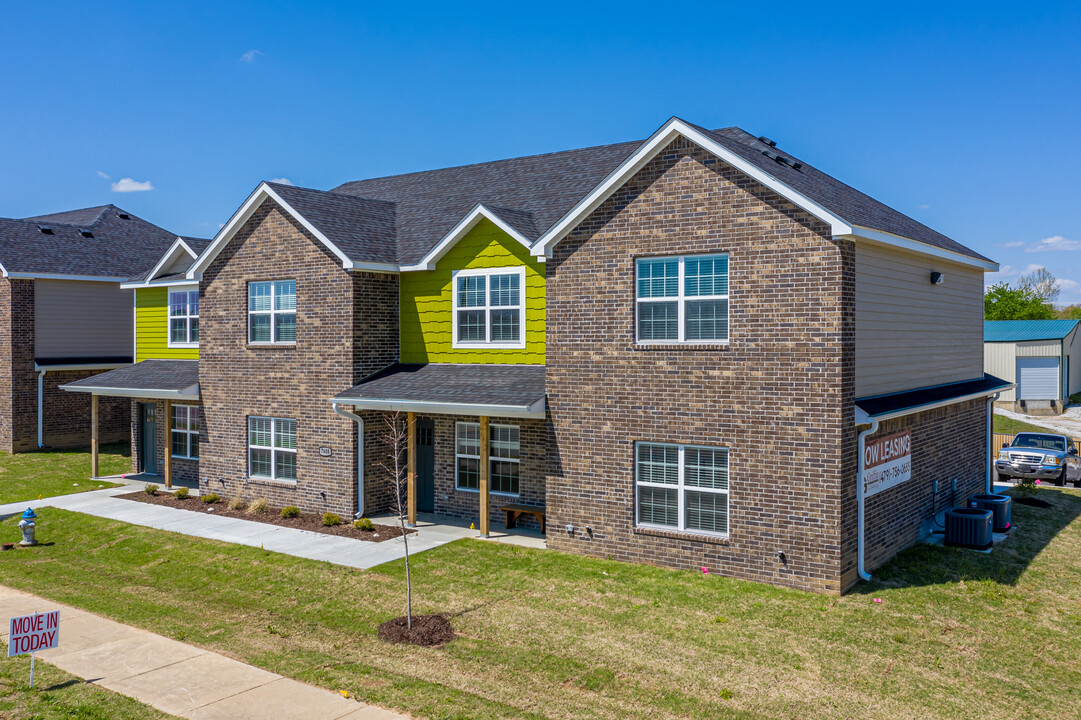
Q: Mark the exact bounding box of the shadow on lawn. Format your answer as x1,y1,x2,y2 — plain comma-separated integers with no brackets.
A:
854,488,1081,591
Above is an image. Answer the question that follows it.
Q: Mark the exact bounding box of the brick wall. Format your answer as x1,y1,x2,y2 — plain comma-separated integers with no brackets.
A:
128,398,200,485
42,370,127,449
0,279,37,453
545,137,854,594
841,398,988,589
198,201,398,516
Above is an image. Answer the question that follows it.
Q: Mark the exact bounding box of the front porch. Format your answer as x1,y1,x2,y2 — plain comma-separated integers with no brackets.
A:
331,363,548,537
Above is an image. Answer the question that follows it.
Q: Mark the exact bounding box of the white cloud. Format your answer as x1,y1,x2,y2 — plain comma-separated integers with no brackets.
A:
240,50,264,63
268,177,293,186
918,204,930,210
96,170,110,179
1025,235,1080,252
998,240,1025,248
111,178,154,193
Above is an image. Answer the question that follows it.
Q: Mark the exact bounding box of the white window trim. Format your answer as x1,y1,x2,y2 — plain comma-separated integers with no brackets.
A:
454,421,521,496
170,405,200,460
248,280,297,346
248,416,298,481
634,441,729,538
167,285,200,349
451,266,527,350
635,254,729,345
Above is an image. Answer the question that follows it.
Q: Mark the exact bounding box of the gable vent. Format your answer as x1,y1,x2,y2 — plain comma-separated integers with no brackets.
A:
79,229,94,238
37,225,54,235
116,211,129,220
757,136,777,147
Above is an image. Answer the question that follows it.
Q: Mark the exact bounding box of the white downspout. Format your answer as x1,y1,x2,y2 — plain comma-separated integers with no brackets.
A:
986,393,1001,493
856,419,880,582
36,365,46,448
332,401,365,518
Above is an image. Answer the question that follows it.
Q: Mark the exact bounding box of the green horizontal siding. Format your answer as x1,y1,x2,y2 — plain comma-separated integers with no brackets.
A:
135,286,199,361
400,219,545,364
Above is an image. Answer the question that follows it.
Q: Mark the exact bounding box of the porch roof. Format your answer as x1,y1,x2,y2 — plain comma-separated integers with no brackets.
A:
331,363,545,418
854,374,1012,423
60,359,199,400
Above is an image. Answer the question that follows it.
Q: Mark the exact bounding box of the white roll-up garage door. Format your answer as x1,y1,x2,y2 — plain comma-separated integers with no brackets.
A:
1017,356,1060,401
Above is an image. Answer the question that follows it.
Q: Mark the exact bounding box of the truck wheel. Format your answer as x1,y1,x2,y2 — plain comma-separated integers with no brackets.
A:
1056,469,1067,487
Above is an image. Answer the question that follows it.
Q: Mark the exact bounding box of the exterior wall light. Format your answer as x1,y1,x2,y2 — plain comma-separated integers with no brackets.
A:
930,272,944,285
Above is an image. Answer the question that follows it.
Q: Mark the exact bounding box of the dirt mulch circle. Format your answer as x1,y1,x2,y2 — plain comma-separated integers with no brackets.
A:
119,491,413,542
378,614,455,647
1014,497,1053,508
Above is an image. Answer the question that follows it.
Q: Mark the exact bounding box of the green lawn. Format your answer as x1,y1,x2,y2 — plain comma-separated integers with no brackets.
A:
1,492,1080,720
0,646,180,719
992,413,1062,436
0,444,126,505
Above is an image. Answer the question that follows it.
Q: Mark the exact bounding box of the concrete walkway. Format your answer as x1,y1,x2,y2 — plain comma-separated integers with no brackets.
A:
0,481,545,570
0,584,403,719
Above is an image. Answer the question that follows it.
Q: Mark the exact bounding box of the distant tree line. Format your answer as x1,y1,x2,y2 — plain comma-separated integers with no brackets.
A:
985,268,1081,320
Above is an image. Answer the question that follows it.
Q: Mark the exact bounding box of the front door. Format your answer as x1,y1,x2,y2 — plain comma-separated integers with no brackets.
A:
416,419,435,513
140,403,157,475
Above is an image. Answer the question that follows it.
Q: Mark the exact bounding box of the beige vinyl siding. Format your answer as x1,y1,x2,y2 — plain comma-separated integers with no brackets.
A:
34,280,133,359
855,243,984,397
984,342,1018,402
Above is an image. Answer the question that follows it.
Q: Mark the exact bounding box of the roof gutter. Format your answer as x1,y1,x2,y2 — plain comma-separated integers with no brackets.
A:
331,401,366,519
854,384,1015,425
60,384,199,400
328,395,546,420
36,362,127,448
856,419,880,582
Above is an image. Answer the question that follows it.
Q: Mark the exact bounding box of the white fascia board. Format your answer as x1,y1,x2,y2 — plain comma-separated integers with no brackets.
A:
0,261,7,278
120,279,199,290
329,396,546,419
842,226,999,271
531,118,854,258
60,384,200,400
350,261,400,274
6,273,129,282
853,384,1015,424
400,204,534,272
36,362,127,373
133,237,200,287
187,183,355,280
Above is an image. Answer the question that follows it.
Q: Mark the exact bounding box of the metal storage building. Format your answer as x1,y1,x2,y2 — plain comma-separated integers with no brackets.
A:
984,320,1081,414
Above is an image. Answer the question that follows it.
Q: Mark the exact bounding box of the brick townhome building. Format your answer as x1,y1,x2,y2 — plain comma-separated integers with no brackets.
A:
0,205,177,452
66,118,1009,594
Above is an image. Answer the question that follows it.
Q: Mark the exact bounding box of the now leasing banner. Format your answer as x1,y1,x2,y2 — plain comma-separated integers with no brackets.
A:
8,610,60,657
863,430,912,497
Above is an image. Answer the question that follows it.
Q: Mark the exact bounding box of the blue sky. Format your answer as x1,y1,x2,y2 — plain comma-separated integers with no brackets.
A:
2,2,1079,300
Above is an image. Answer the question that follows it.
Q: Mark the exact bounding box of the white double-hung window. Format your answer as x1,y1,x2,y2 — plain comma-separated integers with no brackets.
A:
635,442,729,536
170,405,200,459
452,267,526,349
455,422,520,495
248,417,297,481
636,254,728,343
248,280,296,344
168,287,199,346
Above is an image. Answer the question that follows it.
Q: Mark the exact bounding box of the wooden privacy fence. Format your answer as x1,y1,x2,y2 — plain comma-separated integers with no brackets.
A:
992,432,1081,465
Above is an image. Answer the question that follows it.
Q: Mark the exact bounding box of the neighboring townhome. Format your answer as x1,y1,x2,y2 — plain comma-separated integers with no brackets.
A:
62,118,1009,594
62,236,208,481
0,205,177,452
983,319,1081,414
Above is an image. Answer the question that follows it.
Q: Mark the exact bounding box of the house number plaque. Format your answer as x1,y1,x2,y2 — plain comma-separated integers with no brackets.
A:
318,447,333,457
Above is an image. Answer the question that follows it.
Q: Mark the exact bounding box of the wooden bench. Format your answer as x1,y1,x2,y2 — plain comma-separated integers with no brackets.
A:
502,503,546,535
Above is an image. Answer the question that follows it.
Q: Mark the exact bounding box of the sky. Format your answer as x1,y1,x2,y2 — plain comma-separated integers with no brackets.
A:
2,2,1079,301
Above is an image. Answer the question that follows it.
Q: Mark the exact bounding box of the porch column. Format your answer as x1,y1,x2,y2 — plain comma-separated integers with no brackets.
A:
163,399,172,488
407,411,417,525
479,415,490,538
90,394,99,479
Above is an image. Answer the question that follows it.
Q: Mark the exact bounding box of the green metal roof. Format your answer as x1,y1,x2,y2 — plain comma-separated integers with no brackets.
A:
984,320,1080,342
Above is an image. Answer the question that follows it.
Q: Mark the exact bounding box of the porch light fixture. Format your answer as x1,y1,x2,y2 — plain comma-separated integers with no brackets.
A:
930,272,944,285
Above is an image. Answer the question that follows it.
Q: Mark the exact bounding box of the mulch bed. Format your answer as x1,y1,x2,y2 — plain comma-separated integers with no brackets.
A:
119,491,413,542
1015,497,1053,508
378,614,455,647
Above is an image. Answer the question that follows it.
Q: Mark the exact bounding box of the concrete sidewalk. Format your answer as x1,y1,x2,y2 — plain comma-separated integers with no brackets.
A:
0,482,544,571
0,584,403,719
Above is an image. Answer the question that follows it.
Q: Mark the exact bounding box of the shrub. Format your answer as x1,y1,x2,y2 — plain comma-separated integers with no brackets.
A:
174,486,190,499
227,497,246,512
201,493,220,504
280,506,300,519
354,517,375,531
323,512,342,527
144,483,159,496
1017,476,1040,498
247,498,269,514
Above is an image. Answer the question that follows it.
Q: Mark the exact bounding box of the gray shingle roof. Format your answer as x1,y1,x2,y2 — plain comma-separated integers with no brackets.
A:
126,236,212,283
61,359,199,396
262,123,986,267
333,363,546,409
0,204,178,277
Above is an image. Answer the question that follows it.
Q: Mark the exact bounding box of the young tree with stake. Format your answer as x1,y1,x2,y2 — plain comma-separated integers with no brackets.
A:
376,411,414,629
